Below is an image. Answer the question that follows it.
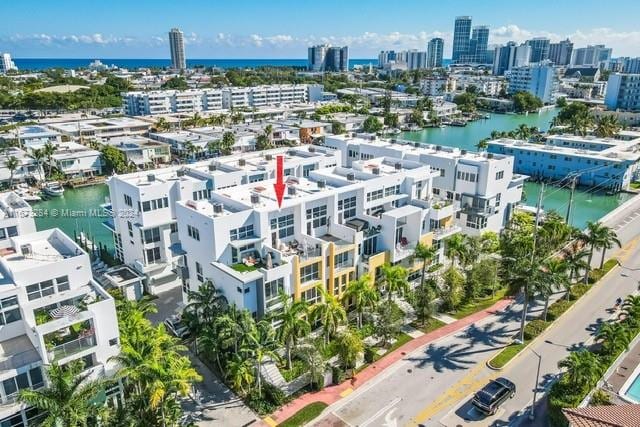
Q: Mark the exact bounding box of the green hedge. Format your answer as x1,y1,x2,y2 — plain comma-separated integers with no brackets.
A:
569,284,590,300
547,300,573,321
278,402,328,427
524,319,549,340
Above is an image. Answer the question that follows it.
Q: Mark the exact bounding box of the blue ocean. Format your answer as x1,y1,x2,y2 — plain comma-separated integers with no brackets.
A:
13,58,378,71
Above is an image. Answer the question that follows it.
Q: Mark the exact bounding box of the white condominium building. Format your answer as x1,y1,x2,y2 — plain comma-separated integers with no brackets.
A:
175,156,449,318
323,135,526,236
122,85,313,116
104,146,341,294
0,193,120,426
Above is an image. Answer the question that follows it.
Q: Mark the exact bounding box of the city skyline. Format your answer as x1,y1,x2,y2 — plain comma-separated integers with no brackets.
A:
2,0,640,58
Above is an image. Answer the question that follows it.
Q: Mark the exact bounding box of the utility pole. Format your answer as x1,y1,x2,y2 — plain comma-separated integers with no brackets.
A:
531,181,545,259
529,349,542,420
566,175,577,224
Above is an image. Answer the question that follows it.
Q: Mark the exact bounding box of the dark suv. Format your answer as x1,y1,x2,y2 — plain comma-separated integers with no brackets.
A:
472,377,516,415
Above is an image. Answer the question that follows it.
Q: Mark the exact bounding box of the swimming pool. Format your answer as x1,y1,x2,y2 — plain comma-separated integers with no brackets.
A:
620,364,640,403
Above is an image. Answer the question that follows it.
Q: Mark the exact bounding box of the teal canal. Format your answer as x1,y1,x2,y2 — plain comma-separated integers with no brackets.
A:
31,109,634,249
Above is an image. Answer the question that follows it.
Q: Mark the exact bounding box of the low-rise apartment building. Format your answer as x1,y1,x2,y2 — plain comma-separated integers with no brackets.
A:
0,126,61,150
101,136,172,169
49,142,104,178
46,117,151,140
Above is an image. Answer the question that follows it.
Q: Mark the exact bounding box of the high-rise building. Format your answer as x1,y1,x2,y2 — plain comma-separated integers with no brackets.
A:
492,42,530,75
168,28,186,70
452,16,472,62
378,50,398,68
548,39,573,66
605,73,640,112
0,53,17,74
470,26,490,63
572,45,612,67
307,45,348,72
507,63,556,104
623,58,640,74
427,38,444,68
526,38,550,63
406,50,427,70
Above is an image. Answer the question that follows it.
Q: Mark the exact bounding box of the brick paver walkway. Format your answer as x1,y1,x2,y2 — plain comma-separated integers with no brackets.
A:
264,297,513,426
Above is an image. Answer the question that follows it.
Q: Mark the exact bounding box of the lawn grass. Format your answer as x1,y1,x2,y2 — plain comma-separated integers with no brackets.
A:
489,340,528,369
631,181,640,190
278,402,328,427
449,288,508,320
383,332,413,355
410,318,447,334
230,263,258,273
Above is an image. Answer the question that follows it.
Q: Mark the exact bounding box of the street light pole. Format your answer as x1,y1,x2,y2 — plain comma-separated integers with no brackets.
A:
529,348,542,421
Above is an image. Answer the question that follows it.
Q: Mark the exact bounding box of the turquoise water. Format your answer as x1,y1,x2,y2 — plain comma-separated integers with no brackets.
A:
32,184,113,251
624,374,640,402
399,109,559,152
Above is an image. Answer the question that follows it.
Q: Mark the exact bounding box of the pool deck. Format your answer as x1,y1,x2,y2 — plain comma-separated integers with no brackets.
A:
603,333,640,404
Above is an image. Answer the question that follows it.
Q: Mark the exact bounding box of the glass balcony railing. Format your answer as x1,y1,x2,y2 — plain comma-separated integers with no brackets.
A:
50,334,96,360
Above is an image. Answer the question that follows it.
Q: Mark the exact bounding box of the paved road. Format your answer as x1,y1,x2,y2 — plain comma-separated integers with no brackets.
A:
147,286,258,427
311,197,640,427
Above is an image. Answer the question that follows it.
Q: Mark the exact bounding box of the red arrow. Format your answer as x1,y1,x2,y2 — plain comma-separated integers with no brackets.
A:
273,155,286,208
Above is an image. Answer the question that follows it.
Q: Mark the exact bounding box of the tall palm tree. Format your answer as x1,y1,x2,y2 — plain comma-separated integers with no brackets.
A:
243,320,280,397
445,234,466,267
558,349,602,390
19,360,106,427
335,329,364,372
273,292,310,369
310,284,347,343
342,274,378,328
580,221,620,282
31,148,45,182
42,141,56,179
507,257,543,343
186,280,226,326
563,244,589,288
414,243,437,290
596,226,621,269
475,137,490,151
152,117,170,132
622,295,640,328
380,263,409,301
515,123,532,141
5,156,19,189
225,354,255,396
596,322,631,356
540,258,569,320
296,338,328,390
594,115,621,138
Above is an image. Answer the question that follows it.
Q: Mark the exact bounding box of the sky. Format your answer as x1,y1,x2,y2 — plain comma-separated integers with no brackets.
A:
2,0,640,59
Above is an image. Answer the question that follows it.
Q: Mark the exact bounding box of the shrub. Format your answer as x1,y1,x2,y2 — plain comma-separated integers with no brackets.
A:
524,319,549,340
364,346,376,363
264,382,286,407
589,389,612,406
548,379,584,427
569,284,590,300
548,300,573,321
331,366,345,385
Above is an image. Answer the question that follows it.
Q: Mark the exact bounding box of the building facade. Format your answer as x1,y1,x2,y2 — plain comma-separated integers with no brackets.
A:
427,38,444,68
507,63,556,103
307,45,348,72
168,28,186,70
452,16,472,63
549,39,573,66
0,53,17,74
572,45,612,67
526,38,550,63
605,73,640,112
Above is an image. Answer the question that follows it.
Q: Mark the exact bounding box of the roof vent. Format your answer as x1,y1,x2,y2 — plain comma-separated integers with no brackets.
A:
487,153,494,159
461,149,467,155
317,180,326,188
250,194,260,205
147,174,156,182
394,162,402,170
390,139,396,144
238,159,246,166
347,173,355,181
176,169,185,177
265,154,273,160
208,164,217,171
414,142,420,148
435,145,442,151
213,203,224,214
288,186,297,196
372,167,380,175
20,244,32,256
308,146,316,152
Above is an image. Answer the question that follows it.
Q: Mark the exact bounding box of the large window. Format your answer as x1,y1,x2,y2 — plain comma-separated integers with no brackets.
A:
384,185,400,197
334,252,351,269
338,196,357,220
300,262,320,284
303,164,315,178
264,278,284,308
231,243,255,263
0,296,21,325
195,262,203,282
123,194,132,207
146,247,161,264
306,205,327,229
366,189,384,202
456,171,477,183
230,224,254,241
192,189,211,201
139,197,169,212
187,225,200,241
270,214,294,239
301,286,320,304
143,227,161,244
2,367,44,401
26,280,55,301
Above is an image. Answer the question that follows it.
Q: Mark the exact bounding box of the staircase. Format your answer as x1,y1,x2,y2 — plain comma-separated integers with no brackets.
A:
260,357,310,396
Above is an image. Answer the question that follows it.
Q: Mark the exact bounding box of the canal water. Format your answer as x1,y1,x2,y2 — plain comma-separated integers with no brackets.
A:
31,108,633,249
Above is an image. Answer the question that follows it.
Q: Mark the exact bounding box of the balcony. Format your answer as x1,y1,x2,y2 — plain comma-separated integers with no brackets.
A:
432,225,462,240
50,334,96,360
0,335,41,373
393,240,417,262
44,319,96,361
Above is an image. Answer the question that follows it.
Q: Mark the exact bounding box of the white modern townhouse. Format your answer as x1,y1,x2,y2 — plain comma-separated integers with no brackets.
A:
0,148,45,186
0,192,120,426
46,117,151,140
323,135,526,236
175,155,449,318
0,126,61,151
48,142,104,178
104,145,341,295
101,136,172,169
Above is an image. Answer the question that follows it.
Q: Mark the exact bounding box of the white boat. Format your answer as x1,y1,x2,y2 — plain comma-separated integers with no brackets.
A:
14,184,42,202
43,182,64,197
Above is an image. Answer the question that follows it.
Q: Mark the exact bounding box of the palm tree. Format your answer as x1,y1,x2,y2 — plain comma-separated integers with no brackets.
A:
255,133,272,151
221,131,235,155
596,322,631,356
273,292,310,369
414,242,437,290
296,338,328,390
225,355,255,396
342,274,378,328
31,148,45,181
445,234,466,267
42,141,56,179
507,257,543,343
563,244,589,288
558,349,602,390
152,117,170,132
186,280,226,326
5,156,19,189
379,263,409,301
540,258,569,320
310,284,347,343
594,115,621,138
622,295,640,328
596,226,621,269
19,360,106,427
475,137,490,151
580,221,620,282
335,329,364,372
515,123,532,141
243,320,280,397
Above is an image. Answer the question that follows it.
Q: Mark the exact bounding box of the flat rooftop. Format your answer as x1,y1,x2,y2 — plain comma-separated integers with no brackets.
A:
47,117,151,133
488,138,640,162
1,229,83,273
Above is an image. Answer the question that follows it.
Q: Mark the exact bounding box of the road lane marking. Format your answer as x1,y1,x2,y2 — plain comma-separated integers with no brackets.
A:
360,397,402,427
263,416,277,427
339,387,353,398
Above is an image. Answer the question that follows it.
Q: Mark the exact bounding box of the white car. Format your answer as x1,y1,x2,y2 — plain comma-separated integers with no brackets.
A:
164,315,190,339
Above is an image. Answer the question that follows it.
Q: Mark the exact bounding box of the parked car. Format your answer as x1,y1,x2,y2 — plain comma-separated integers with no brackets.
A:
472,377,516,415
164,314,190,339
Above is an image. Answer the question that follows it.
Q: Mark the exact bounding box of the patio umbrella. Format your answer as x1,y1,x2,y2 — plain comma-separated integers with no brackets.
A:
49,305,80,319
265,252,273,269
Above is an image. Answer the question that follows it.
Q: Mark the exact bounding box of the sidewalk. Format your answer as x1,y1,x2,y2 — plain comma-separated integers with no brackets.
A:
265,297,513,426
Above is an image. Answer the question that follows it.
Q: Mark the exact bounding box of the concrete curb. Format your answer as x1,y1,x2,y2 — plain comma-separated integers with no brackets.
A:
486,260,620,371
